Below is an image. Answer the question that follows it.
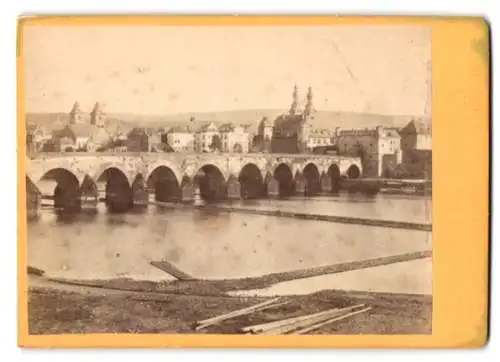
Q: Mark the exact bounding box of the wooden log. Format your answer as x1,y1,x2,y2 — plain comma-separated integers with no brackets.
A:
258,304,366,335
150,261,195,281
292,307,372,335
195,297,285,331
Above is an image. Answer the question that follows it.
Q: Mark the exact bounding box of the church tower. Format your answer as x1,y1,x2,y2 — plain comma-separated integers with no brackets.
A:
298,86,314,153
69,101,84,125
90,102,106,127
289,85,302,115
303,86,316,118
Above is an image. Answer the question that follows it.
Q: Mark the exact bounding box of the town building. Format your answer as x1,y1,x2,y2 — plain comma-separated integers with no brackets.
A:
194,122,220,152
249,117,273,153
218,123,249,153
165,125,195,152
397,119,432,179
27,124,52,154
307,128,334,152
271,85,315,153
335,126,401,177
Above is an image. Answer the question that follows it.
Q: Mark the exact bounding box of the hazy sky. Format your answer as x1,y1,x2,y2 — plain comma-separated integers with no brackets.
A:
22,25,431,116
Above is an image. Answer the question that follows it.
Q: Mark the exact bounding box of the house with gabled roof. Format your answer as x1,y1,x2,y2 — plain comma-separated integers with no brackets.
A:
194,122,220,152
218,123,249,153
165,125,195,152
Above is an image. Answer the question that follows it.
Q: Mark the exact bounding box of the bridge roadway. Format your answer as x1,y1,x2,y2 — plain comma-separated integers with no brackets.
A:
25,152,362,216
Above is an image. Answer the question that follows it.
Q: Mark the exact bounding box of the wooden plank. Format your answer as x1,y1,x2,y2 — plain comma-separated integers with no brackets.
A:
242,307,345,334
150,260,195,280
195,297,285,331
258,304,366,335
292,307,372,335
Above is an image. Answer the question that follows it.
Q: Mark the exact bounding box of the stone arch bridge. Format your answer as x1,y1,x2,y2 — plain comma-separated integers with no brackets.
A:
25,152,362,215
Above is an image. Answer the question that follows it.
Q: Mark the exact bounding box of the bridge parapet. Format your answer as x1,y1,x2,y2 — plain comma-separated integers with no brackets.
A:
31,151,360,162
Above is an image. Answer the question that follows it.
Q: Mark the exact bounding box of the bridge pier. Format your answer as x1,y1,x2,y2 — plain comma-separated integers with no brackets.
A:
227,177,241,200
320,173,332,194
80,190,98,213
26,179,41,220
80,177,98,213
295,175,306,196
266,177,279,198
132,177,148,209
181,183,194,204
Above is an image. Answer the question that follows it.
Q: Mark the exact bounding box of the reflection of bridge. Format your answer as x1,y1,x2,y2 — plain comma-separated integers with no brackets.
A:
25,152,362,216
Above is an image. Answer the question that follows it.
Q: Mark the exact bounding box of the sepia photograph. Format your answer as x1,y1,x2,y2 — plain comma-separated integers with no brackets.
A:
23,23,432,336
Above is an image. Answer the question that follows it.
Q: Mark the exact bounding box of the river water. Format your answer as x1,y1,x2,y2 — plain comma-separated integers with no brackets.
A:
27,193,432,295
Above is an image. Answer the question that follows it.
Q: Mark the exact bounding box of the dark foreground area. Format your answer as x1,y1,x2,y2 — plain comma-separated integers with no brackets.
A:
28,277,432,335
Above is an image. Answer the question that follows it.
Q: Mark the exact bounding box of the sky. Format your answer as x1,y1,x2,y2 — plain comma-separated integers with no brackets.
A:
22,25,431,116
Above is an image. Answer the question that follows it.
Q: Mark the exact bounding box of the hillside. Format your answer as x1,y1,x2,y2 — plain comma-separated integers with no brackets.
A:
25,109,428,132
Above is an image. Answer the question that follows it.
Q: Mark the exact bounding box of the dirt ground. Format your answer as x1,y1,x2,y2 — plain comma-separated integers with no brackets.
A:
27,277,432,335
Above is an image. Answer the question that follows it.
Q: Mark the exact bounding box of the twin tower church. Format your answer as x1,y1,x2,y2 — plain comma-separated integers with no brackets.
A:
69,101,107,127
260,85,318,154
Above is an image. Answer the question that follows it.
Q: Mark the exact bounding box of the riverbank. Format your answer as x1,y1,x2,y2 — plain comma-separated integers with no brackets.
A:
28,277,432,335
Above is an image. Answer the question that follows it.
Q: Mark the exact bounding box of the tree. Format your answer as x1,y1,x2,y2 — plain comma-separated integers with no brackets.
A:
209,134,223,152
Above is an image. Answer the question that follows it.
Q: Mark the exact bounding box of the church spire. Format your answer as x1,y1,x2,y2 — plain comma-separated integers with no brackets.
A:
303,86,315,117
289,84,302,115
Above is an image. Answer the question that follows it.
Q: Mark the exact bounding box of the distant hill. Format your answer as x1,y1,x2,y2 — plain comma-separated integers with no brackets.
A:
25,109,428,132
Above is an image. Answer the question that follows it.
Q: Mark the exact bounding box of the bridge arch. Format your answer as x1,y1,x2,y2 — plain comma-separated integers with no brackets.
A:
346,164,361,179
194,164,227,202
238,163,265,199
39,168,81,212
145,161,183,188
93,163,135,185
302,163,321,196
271,163,294,197
146,165,181,203
327,164,342,193
98,167,133,212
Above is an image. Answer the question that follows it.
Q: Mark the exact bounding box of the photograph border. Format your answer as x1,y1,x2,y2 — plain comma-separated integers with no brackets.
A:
17,14,489,348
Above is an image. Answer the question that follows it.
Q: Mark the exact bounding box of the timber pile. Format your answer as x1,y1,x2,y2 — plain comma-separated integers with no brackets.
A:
194,298,372,334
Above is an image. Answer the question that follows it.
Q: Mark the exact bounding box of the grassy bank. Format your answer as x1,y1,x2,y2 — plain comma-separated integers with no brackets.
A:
28,280,431,335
